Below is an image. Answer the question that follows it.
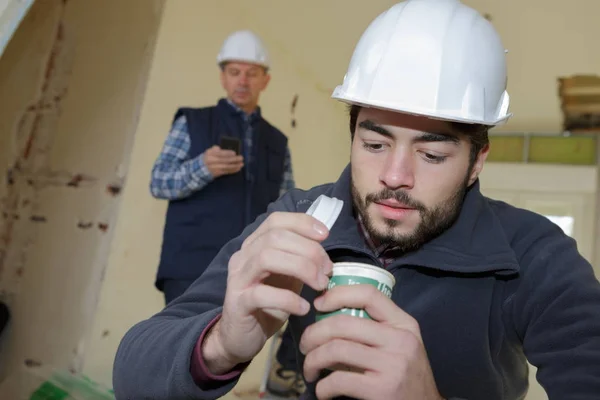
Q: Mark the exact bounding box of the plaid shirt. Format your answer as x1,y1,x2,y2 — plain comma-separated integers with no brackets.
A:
150,100,295,200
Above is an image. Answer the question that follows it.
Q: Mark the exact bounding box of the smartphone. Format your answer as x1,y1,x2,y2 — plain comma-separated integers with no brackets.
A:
219,136,241,155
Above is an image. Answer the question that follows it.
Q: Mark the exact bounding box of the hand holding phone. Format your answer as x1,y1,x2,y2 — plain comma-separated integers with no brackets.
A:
219,136,241,155
203,139,244,178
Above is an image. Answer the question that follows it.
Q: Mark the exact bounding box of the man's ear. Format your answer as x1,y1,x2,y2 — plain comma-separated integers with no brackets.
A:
468,144,489,185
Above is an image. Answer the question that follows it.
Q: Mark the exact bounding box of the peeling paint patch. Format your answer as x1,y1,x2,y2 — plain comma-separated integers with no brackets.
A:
0,0,73,296
6,169,15,186
23,22,68,160
290,94,299,129
77,221,93,229
25,358,42,368
67,174,84,187
66,173,96,188
106,182,122,196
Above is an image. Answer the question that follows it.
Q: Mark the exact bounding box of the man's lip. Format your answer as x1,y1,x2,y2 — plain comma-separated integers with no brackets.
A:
375,200,414,209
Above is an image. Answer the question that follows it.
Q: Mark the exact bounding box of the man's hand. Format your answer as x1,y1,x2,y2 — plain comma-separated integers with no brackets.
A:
300,284,444,400
202,212,333,374
203,145,244,177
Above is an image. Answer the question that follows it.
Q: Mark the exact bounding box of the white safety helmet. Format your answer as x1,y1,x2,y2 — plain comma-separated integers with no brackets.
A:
217,30,270,69
332,0,511,126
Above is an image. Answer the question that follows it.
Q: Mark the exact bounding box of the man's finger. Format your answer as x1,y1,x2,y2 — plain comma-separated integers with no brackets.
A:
220,163,244,174
245,228,330,266
241,212,329,250
315,369,374,400
214,149,241,159
313,284,420,335
299,314,398,355
303,338,385,382
239,283,311,320
206,156,243,167
236,246,329,292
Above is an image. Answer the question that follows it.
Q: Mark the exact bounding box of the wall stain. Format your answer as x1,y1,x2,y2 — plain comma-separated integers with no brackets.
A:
97,223,108,232
77,221,93,229
291,94,299,129
24,359,42,368
106,183,122,196
66,173,96,188
6,169,15,186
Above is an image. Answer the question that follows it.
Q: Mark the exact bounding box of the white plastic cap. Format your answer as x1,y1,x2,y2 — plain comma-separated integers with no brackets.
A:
305,195,344,230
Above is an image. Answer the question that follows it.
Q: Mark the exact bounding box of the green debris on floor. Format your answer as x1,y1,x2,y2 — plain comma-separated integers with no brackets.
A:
0,366,115,400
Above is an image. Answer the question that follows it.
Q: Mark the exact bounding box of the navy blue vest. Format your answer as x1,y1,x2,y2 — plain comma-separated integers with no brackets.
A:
155,99,288,289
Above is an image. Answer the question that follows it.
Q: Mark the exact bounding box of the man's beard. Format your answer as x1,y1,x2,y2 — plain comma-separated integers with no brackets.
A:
351,175,470,254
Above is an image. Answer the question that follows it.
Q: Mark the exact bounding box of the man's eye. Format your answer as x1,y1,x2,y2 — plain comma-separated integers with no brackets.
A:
362,142,385,152
422,152,447,164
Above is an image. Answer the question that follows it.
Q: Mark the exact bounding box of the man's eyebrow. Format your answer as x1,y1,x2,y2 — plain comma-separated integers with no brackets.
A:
359,119,460,145
358,119,393,138
413,132,460,145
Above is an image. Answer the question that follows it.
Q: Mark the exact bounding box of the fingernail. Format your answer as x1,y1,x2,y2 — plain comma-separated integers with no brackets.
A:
318,274,329,289
299,343,306,355
301,300,310,314
314,296,323,309
313,223,327,236
322,260,333,275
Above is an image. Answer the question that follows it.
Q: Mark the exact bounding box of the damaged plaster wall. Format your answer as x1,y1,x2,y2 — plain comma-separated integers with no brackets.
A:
0,0,164,380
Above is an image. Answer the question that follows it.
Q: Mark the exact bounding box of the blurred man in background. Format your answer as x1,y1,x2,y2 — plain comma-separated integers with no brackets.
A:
149,30,302,397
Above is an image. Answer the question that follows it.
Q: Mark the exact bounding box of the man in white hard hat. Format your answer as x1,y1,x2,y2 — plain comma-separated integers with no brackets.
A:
114,1,600,399
149,29,303,397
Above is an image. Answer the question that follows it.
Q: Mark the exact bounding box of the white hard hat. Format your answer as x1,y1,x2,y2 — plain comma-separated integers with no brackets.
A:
332,0,511,126
217,30,270,69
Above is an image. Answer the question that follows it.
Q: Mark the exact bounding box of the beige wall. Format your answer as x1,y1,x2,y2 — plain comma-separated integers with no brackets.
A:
0,0,163,382
462,0,600,133
83,0,600,394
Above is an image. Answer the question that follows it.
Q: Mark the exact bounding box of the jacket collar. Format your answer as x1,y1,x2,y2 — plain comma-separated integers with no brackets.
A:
217,98,261,122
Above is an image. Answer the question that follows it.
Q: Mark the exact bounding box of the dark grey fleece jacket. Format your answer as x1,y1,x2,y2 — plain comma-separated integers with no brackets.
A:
113,165,600,400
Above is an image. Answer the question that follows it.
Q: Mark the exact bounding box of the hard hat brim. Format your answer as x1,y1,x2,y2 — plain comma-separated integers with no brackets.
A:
217,57,269,69
332,88,512,126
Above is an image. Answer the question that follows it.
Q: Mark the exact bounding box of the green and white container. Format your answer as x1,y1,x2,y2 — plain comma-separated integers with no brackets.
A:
316,262,396,321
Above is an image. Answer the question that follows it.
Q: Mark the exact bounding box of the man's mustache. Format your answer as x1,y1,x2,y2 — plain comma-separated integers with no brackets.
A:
365,188,426,212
